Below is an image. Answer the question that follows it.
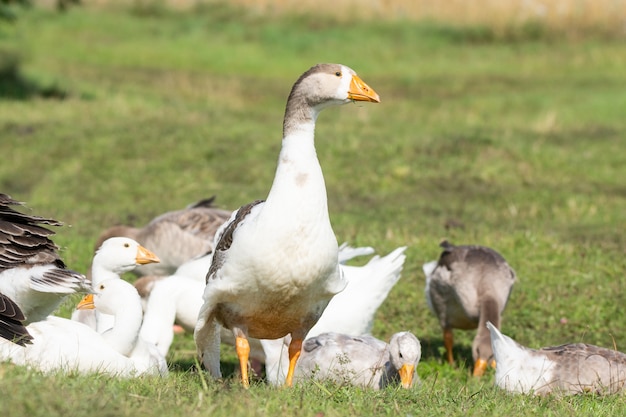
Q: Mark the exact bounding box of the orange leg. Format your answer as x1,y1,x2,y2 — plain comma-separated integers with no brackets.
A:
285,338,303,387
235,336,250,389
443,328,454,365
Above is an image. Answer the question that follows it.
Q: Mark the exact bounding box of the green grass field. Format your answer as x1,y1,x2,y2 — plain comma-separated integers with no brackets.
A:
1,2,626,416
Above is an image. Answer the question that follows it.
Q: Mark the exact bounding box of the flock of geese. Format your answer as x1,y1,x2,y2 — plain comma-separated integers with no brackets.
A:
2,63,626,395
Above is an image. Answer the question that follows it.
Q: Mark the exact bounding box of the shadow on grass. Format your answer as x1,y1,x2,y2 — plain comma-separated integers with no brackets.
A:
0,50,67,100
168,358,239,379
169,358,268,385
419,336,474,367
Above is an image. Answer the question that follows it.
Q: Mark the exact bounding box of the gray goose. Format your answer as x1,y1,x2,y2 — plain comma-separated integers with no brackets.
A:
295,331,421,389
423,240,516,376
0,193,89,344
94,196,231,276
487,322,626,395
194,63,380,388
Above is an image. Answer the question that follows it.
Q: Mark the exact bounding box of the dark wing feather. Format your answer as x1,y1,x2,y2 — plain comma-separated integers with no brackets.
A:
0,194,64,272
0,193,89,291
0,292,33,346
206,200,264,284
187,196,218,209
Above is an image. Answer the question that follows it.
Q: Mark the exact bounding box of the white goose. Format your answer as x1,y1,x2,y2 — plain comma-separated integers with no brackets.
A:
0,193,89,345
71,237,160,333
76,279,168,376
295,331,421,389
0,278,167,377
194,63,380,387
262,246,407,385
487,322,626,395
94,197,231,277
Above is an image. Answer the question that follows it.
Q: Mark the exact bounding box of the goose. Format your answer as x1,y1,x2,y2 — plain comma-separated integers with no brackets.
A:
0,193,89,343
295,331,421,389
94,196,231,277
0,278,167,377
423,240,516,376
262,246,407,385
486,322,626,395
194,63,380,388
76,279,168,376
71,237,160,333
139,243,385,360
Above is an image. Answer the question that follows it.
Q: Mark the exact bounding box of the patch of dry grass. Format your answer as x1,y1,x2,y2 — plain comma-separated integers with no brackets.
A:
71,0,626,38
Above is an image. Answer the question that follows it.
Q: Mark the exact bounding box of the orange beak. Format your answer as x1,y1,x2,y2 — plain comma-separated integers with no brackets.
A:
348,74,380,103
136,245,160,265
473,358,488,377
76,294,95,310
398,364,415,388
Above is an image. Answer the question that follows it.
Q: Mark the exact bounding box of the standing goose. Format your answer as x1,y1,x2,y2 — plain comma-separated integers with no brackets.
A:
295,331,421,389
486,322,626,395
71,237,160,332
94,196,231,277
424,240,516,376
194,63,380,388
0,193,89,343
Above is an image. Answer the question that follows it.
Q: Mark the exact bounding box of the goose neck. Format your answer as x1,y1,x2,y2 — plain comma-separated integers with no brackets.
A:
103,301,143,357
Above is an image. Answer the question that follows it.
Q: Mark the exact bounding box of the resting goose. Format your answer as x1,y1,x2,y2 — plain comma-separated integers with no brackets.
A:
486,322,626,395
194,63,380,388
76,279,168,376
71,237,160,332
262,246,407,385
0,278,167,377
0,193,89,343
424,240,516,376
94,196,231,277
295,331,421,389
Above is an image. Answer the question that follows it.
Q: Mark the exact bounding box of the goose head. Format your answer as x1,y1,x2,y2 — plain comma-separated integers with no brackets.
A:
388,331,421,388
92,237,160,276
77,278,142,317
283,63,380,135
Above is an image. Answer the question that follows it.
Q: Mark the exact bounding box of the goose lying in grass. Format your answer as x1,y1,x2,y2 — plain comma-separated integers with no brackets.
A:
423,240,516,376
94,196,231,277
0,278,167,377
194,63,380,388
0,193,89,345
262,246,407,385
71,237,160,332
486,322,626,395
295,331,421,389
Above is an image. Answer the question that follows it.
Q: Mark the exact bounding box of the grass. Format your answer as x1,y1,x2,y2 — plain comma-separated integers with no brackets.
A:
1,2,626,415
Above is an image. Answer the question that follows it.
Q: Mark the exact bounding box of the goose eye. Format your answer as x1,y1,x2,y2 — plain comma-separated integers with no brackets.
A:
398,352,404,359
124,243,130,248
335,71,341,77
99,284,105,290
